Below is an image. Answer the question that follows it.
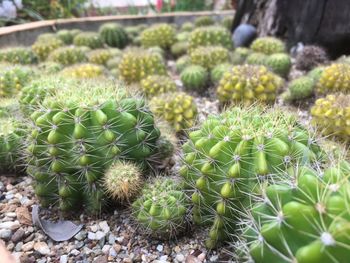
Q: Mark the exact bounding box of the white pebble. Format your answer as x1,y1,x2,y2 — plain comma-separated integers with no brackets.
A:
0,220,20,230
99,221,110,233
156,244,163,252
60,255,68,263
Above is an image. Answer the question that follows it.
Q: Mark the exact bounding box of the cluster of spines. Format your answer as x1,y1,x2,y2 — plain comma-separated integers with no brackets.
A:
140,75,177,97
315,63,350,94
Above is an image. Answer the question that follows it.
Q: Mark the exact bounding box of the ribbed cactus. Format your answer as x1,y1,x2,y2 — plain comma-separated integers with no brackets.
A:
0,65,33,97
99,23,129,49
56,29,81,45
49,46,87,65
246,52,268,66
73,32,103,49
231,47,251,65
180,65,208,90
170,41,188,58
315,63,350,94
175,55,191,74
194,16,215,27
0,47,36,64
26,78,162,213
296,45,328,71
61,63,105,79
140,75,177,97
190,46,230,70
150,92,198,132
250,37,286,55
238,161,350,263
265,53,292,78
87,49,116,65
132,178,188,239
210,63,232,83
180,107,322,248
141,24,176,49
311,93,350,139
31,38,64,61
216,65,283,105
283,76,315,102
189,26,233,50
118,49,167,83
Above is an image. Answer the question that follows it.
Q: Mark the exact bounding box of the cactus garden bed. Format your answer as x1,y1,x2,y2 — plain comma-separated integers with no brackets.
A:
1,13,350,263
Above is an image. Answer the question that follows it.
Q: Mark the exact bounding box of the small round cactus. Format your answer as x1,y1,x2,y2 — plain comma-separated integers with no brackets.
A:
37,62,63,75
0,65,34,97
189,26,233,50
0,47,36,64
49,46,87,65
246,52,268,65
194,16,215,27
170,41,188,58
132,178,188,239
180,65,208,90
176,32,190,42
31,38,64,61
307,66,325,82
87,49,117,65
231,47,251,65
180,22,194,32
216,65,283,105
140,75,177,97
210,63,232,83
61,63,105,79
250,37,286,55
296,45,328,71
73,32,104,49
315,63,350,94
36,33,58,42
141,24,176,49
99,23,129,49
190,46,230,70
56,29,81,45
283,76,315,102
265,53,292,78
175,55,191,74
221,17,233,30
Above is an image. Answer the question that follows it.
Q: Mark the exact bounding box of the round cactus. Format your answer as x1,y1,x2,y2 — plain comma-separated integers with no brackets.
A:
175,55,191,74
61,63,105,79
147,46,165,59
170,41,189,58
150,92,198,132
265,53,292,78
311,93,350,139
246,52,268,65
37,62,63,75
87,49,118,65
194,16,215,27
36,33,59,42
131,178,188,239
180,65,208,90
141,24,176,49
103,161,143,202
190,46,230,70
106,56,122,70
176,32,190,42
31,38,64,61
140,75,177,97
221,17,233,30
231,47,251,65
0,65,34,97
238,161,350,263
307,66,325,82
73,32,103,49
49,46,87,65
315,63,350,94
118,49,167,83
296,45,328,71
180,106,322,248
56,29,81,45
189,26,233,51
99,23,129,49
216,65,283,105
0,47,36,64
180,22,194,32
0,98,18,118
210,63,232,83
283,76,315,102
250,37,286,55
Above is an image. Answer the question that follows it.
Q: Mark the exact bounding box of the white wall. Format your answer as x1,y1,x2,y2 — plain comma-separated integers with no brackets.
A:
90,0,157,8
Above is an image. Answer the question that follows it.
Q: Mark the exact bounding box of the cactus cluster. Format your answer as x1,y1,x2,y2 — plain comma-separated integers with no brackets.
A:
189,26,233,51
180,107,322,248
0,65,33,97
99,23,129,49
250,37,286,55
132,178,188,238
61,63,105,79
31,38,64,61
73,32,103,49
141,24,176,49
0,47,36,64
217,65,283,105
49,46,87,65
140,75,177,97
190,46,230,70
315,63,350,94
150,92,198,132
180,65,208,90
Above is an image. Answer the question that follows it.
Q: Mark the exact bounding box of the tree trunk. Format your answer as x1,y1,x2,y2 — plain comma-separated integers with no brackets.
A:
232,0,350,58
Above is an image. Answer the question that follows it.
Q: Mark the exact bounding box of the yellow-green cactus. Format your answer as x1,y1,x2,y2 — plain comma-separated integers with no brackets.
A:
73,32,103,49
61,63,105,79
250,37,286,55
140,75,177,97
49,46,87,65
86,49,119,65
189,26,233,51
31,38,64,61
0,47,36,64
141,24,176,49
190,46,230,70
0,65,34,97
315,63,350,94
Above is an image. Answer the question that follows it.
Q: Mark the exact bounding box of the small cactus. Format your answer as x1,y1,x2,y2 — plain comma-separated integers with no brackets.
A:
141,24,176,49
49,46,87,65
180,22,194,32
250,37,286,55
140,75,177,97
56,29,81,45
315,63,350,94
99,23,129,49
170,41,189,58
189,26,233,51
73,32,103,49
231,47,251,65
190,46,230,70
31,38,64,61
296,45,328,71
265,53,292,78
0,47,36,64
175,55,191,74
37,62,63,75
246,52,268,66
221,17,233,30
61,63,105,79
0,65,34,97
210,63,232,83
87,49,117,65
194,16,215,27
283,76,315,102
180,65,209,90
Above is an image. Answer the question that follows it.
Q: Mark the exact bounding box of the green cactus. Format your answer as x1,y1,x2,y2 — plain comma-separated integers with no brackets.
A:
180,106,322,248
48,46,87,65
0,98,18,118
175,55,191,74
0,47,37,64
132,178,188,239
36,33,59,42
180,22,194,32
31,38,64,61
73,32,104,49
250,37,286,55
180,65,208,90
194,16,215,27
238,161,350,263
189,26,233,51
190,46,230,70
307,66,325,82
216,65,283,105
170,41,189,58
283,76,315,102
140,75,177,97
106,56,122,70
150,92,198,132
315,63,350,94
246,52,268,66
176,32,190,42
141,24,176,49
147,46,165,59
37,62,63,75
99,23,129,49
25,78,163,213
231,47,251,65
118,49,167,83
56,29,81,45
0,65,34,97
61,63,105,79
265,53,292,78
87,49,119,65
221,17,233,30
210,63,232,83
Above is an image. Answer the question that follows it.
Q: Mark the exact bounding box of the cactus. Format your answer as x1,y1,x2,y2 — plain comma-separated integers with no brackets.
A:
194,16,215,27
250,37,286,55
141,24,176,49
106,56,122,70
49,46,87,65
87,49,119,65
180,22,194,32
246,52,268,66
147,46,165,59
36,33,58,42
118,49,167,83
0,65,34,97
140,75,177,97
73,32,103,49
238,161,350,263
150,92,198,132
307,66,325,82
189,26,233,51
61,63,105,79
180,106,322,248
296,45,328,71
190,46,230,70
311,93,350,139
25,78,163,213
99,23,129,49
176,32,190,42
175,55,191,74
131,178,188,239
216,65,283,105
31,38,64,61
37,62,63,75
265,53,292,78
56,29,81,45
0,98,18,118
0,47,36,64
315,63,350,94
221,17,233,30
180,65,208,90
210,63,232,83
231,47,251,65
170,41,188,58
103,161,143,202
283,76,315,102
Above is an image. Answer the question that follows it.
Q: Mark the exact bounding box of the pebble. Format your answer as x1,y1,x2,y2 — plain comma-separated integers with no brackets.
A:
156,244,163,252
114,244,121,253
0,220,20,230
15,242,23,252
12,229,25,243
93,255,107,263
20,196,31,206
22,241,34,252
95,231,106,240
176,254,185,262
59,255,68,263
209,255,218,262
109,247,117,257
108,234,116,245
90,225,99,232
88,232,96,240
74,230,87,241
102,244,110,255
70,249,80,256
0,228,12,240
99,221,110,233
5,193,14,199
34,242,50,256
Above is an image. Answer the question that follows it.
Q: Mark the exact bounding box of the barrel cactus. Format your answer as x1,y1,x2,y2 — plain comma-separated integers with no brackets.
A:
250,37,286,55
31,38,64,61
61,63,105,79
180,22,194,32
170,41,188,58
283,76,315,102
210,63,232,83
246,52,268,66
189,26,233,51
0,65,33,97
180,65,208,90
56,29,81,45
140,75,177,97
49,46,87,65
87,49,115,65
132,178,188,239
315,63,350,94
0,47,36,64
190,46,230,70
194,16,215,27
175,55,191,74
265,53,292,78
221,17,233,30
99,23,129,49
141,24,176,49
37,62,63,75
231,47,251,65
216,65,283,105
180,106,322,248
73,32,103,49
